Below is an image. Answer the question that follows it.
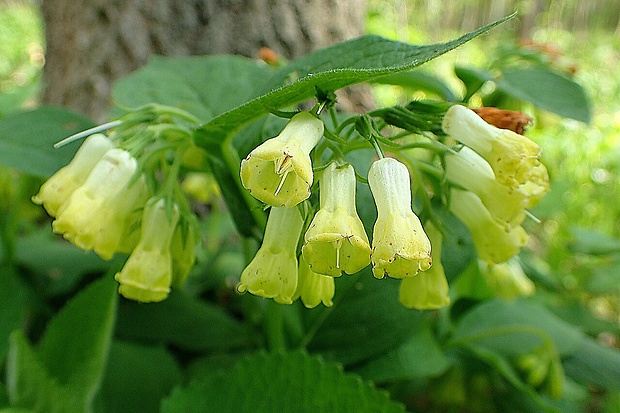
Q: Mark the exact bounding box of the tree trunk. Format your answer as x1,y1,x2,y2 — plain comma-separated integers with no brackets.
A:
41,0,367,121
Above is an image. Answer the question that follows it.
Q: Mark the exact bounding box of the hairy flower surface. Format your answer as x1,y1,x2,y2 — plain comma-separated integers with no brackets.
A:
368,158,432,279
238,206,304,304
32,134,115,216
52,149,148,260
240,112,324,207
115,199,179,302
445,146,528,226
398,222,450,309
443,105,548,192
294,259,335,308
450,188,528,264
302,163,371,276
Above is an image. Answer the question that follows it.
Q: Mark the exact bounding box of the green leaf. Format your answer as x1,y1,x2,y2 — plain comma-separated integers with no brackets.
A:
352,320,451,383
196,15,514,144
454,65,493,102
0,266,28,362
568,227,620,255
371,70,457,101
15,229,115,297
496,67,591,123
115,291,252,351
112,55,274,121
94,341,182,413
562,338,620,390
36,275,118,392
0,106,95,178
305,270,428,366
162,351,405,413
451,299,584,357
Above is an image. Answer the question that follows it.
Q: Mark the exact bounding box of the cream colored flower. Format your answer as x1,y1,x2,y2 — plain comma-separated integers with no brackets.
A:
52,149,148,260
294,258,335,308
238,206,304,304
399,222,450,309
368,158,432,279
302,163,371,276
240,112,324,207
442,105,548,193
480,258,535,300
32,133,115,216
115,199,179,302
450,188,528,264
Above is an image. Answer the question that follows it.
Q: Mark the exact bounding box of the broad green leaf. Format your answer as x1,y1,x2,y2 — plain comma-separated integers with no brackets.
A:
196,15,514,144
352,320,451,383
162,351,405,413
371,70,457,101
568,227,620,255
588,260,620,295
15,229,115,297
0,265,27,362
36,275,118,395
115,291,252,351
451,299,584,357
94,341,182,413
562,338,620,390
0,106,95,178
112,55,274,121
306,269,428,366
496,67,591,123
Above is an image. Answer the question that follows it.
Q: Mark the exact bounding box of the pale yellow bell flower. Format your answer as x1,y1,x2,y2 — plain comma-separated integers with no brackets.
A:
32,133,115,216
479,258,535,300
445,146,528,226
240,112,324,207
368,157,432,279
450,188,528,264
442,105,547,193
170,223,197,288
302,163,371,277
52,149,148,260
294,258,335,308
238,206,304,304
115,199,179,302
399,222,450,309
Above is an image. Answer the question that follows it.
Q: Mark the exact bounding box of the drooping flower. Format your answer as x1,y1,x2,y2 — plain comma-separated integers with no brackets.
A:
51,149,149,260
170,223,197,288
444,146,528,226
442,105,548,193
237,206,304,304
32,133,115,216
294,258,335,308
302,163,371,276
114,199,179,302
368,157,432,279
450,188,528,264
399,222,450,309
479,258,535,300
240,112,324,207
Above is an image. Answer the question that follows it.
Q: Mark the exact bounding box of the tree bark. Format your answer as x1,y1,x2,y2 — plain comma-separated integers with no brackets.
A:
41,0,367,121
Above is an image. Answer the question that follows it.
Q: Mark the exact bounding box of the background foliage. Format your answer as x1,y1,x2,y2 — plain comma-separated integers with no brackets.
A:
0,1,619,412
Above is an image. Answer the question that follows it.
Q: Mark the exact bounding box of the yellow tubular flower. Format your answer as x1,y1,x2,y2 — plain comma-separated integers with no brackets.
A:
450,189,528,264
32,133,115,216
368,158,432,279
444,146,528,226
294,259,335,308
170,224,197,288
51,149,148,259
302,163,371,276
115,199,179,303
442,105,546,190
240,112,324,207
238,206,304,304
399,222,450,310
479,258,535,300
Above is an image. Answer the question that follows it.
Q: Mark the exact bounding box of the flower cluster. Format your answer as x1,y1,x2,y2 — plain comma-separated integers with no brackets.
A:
238,112,437,309
33,126,197,303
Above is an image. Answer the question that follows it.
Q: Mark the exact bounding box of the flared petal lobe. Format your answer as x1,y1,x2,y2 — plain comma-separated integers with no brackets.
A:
294,259,335,308
240,112,324,207
368,158,432,279
302,163,371,276
238,206,304,304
